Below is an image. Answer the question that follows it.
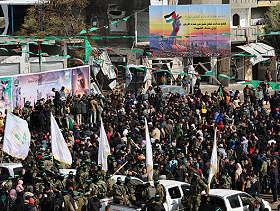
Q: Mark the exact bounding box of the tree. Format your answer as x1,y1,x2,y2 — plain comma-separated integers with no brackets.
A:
16,0,96,67
263,3,280,55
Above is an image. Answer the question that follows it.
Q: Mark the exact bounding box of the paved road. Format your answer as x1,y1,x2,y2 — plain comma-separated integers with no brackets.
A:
260,193,279,210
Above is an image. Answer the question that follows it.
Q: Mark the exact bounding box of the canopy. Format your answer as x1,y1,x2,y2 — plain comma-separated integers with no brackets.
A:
237,43,275,66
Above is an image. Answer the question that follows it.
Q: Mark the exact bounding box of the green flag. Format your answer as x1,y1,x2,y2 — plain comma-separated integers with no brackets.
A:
203,69,215,77
88,27,99,32
84,38,93,62
249,80,262,89
219,86,223,97
218,74,234,80
79,29,87,35
268,82,280,90
173,71,188,75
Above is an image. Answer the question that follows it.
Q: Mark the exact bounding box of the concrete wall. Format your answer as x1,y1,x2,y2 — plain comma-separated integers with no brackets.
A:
219,57,230,86
231,8,251,27
244,57,253,80
257,57,277,81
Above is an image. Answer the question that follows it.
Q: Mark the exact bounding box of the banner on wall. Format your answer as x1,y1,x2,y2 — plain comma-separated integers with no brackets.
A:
0,77,13,116
149,4,231,58
11,66,90,110
72,66,90,96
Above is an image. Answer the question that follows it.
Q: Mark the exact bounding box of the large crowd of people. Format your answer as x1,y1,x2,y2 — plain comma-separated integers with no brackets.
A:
0,77,279,211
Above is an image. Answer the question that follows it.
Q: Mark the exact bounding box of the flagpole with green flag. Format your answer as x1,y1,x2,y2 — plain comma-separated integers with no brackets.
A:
38,41,42,72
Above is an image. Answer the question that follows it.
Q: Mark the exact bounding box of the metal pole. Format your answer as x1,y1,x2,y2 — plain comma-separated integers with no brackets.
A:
11,6,14,36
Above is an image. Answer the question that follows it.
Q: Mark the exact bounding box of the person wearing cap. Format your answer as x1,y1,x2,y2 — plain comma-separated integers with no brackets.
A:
189,173,207,211
154,180,166,204
112,177,131,206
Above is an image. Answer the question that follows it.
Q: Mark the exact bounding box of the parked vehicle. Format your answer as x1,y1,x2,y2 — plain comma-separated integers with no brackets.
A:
0,163,23,183
200,189,271,211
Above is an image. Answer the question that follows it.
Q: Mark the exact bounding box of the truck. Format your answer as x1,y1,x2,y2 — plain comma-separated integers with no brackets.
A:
100,179,271,211
0,163,23,183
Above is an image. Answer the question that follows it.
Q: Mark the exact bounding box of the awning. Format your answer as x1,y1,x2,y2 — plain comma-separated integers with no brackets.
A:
237,43,275,66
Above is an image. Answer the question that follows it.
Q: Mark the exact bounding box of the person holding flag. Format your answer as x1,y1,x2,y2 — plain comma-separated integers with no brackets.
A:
145,118,153,181
98,118,111,172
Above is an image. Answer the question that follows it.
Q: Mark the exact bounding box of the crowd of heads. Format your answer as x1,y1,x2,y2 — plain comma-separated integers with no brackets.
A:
0,80,279,209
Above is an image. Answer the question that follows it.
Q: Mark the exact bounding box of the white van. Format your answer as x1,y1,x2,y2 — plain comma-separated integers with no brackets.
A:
200,189,271,211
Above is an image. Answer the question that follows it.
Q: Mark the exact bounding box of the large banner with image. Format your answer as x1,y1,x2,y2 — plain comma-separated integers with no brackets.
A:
11,66,90,109
149,4,231,57
0,76,13,116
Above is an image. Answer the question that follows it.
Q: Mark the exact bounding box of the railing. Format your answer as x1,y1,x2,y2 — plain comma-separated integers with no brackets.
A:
231,26,258,43
257,0,280,7
229,0,257,7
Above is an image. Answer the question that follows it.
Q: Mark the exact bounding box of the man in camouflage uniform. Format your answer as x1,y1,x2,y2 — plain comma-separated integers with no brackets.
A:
2,177,13,193
105,173,115,197
78,166,87,189
153,163,160,181
66,171,76,190
219,169,232,189
124,176,138,205
43,155,54,173
241,194,265,211
154,180,166,204
96,164,105,180
84,179,98,200
52,174,65,193
96,175,107,199
166,169,175,180
113,177,131,206
189,173,208,211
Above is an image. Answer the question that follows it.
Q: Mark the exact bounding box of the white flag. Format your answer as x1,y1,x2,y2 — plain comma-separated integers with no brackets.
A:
51,113,72,165
207,128,218,193
98,118,111,171
145,118,153,181
3,112,30,159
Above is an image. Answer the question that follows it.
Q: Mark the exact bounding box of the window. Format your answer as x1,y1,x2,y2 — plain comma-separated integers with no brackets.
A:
13,167,23,175
228,195,241,209
0,167,10,180
168,186,181,199
181,184,191,195
200,196,226,211
233,14,240,27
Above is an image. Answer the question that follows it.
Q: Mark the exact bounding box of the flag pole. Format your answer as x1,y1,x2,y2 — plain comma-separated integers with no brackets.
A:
111,161,128,177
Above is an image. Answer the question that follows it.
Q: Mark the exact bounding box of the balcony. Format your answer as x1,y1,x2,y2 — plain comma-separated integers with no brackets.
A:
257,0,280,7
229,0,257,8
231,26,258,43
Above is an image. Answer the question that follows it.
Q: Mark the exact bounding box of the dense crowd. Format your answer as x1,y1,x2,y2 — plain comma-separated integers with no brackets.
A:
0,78,279,211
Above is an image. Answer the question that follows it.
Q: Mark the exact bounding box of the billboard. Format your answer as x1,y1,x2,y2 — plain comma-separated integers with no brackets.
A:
11,66,90,110
0,77,13,116
72,66,90,96
149,4,231,57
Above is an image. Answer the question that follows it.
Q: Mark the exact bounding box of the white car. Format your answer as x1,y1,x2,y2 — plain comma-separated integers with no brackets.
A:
200,189,271,211
0,163,23,182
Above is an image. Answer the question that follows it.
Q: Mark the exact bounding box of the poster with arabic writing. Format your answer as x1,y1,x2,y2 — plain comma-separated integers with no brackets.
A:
149,4,231,57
